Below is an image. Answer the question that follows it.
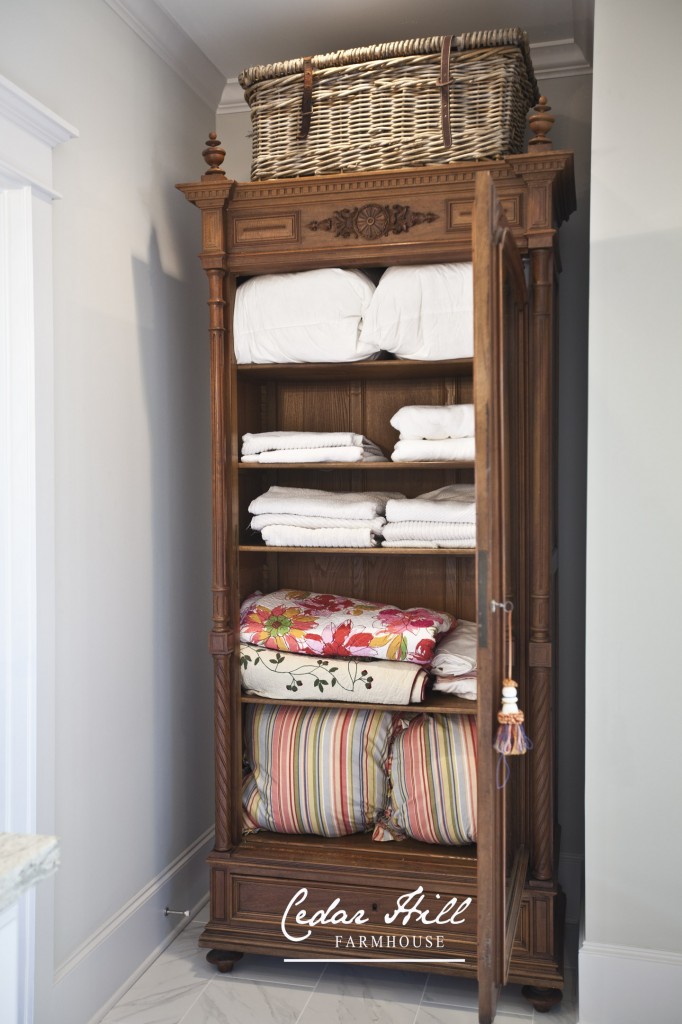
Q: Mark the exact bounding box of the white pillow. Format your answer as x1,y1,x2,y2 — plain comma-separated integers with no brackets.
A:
431,619,477,676
233,268,378,364
431,673,477,700
360,263,474,360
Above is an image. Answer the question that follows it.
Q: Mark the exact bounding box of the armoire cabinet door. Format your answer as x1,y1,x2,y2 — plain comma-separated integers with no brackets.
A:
473,170,529,1024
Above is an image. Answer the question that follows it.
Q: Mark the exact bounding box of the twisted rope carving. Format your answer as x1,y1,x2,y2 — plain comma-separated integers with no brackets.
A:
529,666,553,879
213,655,231,851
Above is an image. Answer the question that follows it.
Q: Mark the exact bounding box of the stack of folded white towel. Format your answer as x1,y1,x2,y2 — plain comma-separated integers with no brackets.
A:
242,431,386,464
382,484,476,549
248,486,402,548
390,404,475,462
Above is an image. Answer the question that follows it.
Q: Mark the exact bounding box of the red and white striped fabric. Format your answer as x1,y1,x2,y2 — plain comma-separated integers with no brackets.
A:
243,704,396,837
374,713,477,845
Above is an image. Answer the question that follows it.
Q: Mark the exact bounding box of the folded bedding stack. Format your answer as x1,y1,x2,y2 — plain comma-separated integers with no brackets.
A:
239,587,454,705
248,485,402,548
242,430,386,464
429,619,478,699
359,263,474,361
239,590,478,842
390,404,475,463
233,268,378,364
382,484,476,549
233,263,473,365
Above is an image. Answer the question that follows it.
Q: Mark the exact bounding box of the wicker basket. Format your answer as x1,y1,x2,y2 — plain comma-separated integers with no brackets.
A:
239,30,539,180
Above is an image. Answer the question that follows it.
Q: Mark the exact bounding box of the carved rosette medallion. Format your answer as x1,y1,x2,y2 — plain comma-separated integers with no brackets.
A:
307,203,438,240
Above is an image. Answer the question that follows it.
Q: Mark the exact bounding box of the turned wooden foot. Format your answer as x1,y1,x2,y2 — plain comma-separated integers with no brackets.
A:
206,949,244,974
521,986,563,1013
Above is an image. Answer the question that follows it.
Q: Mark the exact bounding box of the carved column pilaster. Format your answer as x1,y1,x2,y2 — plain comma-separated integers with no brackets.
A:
178,143,236,852
528,246,556,883
203,235,233,853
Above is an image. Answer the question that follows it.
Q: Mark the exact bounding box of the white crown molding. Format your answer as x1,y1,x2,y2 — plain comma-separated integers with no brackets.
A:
0,74,77,149
100,6,592,112
0,157,61,203
531,38,592,79
218,79,248,117
103,0,226,110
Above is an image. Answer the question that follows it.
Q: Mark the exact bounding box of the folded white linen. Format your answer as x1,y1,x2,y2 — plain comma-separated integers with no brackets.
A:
382,522,476,544
242,445,386,464
431,673,477,700
390,404,474,440
251,513,386,532
240,643,427,704
385,484,476,525
391,438,475,462
381,540,441,548
431,619,477,676
233,268,378,364
359,263,473,361
248,487,403,520
260,525,379,547
382,540,474,550
243,430,368,455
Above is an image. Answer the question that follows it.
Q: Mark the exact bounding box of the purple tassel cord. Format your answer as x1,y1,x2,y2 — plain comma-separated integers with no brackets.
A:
495,724,532,789
494,719,532,756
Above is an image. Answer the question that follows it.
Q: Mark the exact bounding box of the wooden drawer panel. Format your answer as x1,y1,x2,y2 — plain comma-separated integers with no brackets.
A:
226,868,478,961
232,211,300,245
207,862,540,974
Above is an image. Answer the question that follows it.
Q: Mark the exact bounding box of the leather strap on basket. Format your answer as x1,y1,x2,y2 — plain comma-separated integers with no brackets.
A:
438,35,453,149
299,56,314,140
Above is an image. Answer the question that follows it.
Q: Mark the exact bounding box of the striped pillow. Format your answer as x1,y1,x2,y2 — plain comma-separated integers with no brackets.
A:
243,704,395,837
374,714,477,845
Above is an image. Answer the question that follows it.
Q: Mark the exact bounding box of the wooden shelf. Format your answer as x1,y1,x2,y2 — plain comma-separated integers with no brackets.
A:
241,692,476,714
236,358,473,382
237,829,478,871
238,460,475,470
239,544,476,556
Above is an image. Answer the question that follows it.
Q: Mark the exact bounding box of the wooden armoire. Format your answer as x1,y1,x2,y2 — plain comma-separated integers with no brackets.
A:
177,116,575,1023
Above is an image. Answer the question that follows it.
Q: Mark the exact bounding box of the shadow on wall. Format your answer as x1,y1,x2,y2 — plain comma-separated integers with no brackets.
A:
536,72,592,927
132,227,213,898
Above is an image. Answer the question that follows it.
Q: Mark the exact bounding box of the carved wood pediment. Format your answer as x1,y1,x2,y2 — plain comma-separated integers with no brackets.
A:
307,203,438,240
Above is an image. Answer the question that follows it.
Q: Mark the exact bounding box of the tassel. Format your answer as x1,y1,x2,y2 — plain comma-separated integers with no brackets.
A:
494,695,532,755
494,607,532,762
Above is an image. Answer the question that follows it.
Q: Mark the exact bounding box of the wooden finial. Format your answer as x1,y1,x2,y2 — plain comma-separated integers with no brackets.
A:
202,132,226,178
528,97,555,151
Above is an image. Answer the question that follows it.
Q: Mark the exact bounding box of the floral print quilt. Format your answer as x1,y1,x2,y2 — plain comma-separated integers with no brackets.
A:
239,589,454,665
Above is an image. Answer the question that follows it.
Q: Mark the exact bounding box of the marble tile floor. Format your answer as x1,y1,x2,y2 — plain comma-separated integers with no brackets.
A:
101,905,578,1024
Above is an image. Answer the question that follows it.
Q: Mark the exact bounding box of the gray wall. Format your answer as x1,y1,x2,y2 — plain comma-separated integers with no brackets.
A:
580,1,682,1019
1,1,215,1020
537,71,592,918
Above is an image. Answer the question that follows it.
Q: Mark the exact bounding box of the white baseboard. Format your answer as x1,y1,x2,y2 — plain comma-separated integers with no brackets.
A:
86,889,209,1024
579,940,682,1024
38,827,214,1024
559,852,584,925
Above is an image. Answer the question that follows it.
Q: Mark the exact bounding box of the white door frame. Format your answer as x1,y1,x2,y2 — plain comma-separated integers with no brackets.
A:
0,72,76,1024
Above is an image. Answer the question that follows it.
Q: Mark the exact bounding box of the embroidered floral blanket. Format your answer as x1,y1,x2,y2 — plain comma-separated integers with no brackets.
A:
239,589,454,665
240,643,427,704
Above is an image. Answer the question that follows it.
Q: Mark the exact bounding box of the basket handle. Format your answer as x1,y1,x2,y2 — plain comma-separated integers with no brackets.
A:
438,34,453,149
299,56,314,140
298,36,455,145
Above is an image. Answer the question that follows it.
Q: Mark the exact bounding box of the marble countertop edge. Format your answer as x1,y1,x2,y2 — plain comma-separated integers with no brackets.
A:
0,832,60,914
